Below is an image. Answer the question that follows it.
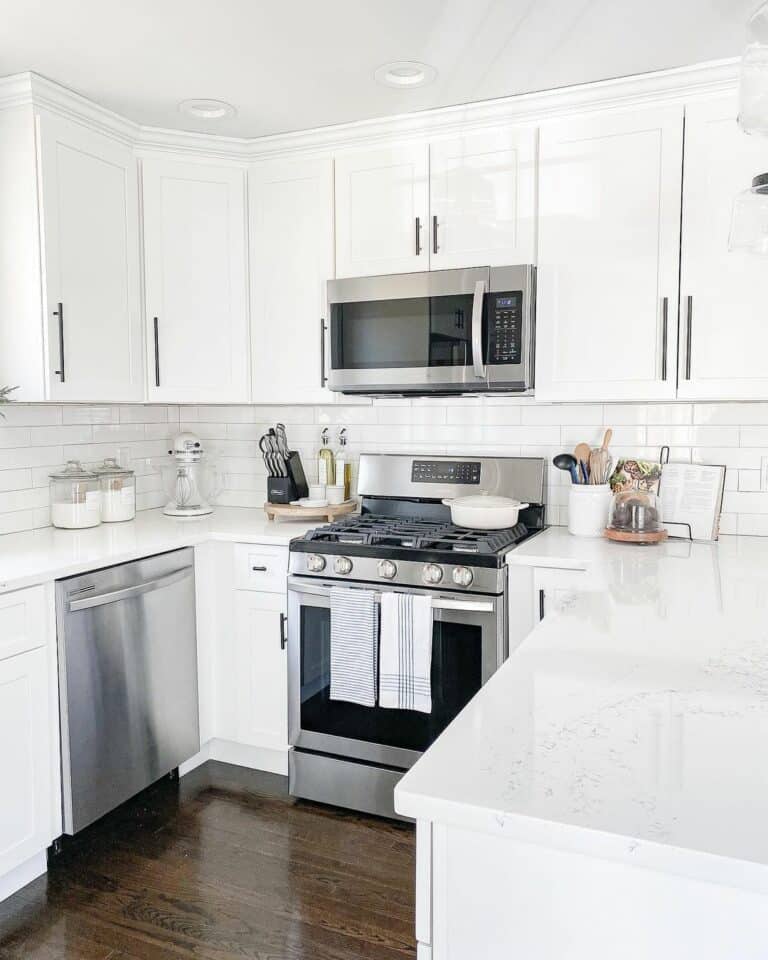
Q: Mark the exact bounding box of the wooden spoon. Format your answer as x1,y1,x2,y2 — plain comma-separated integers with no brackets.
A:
574,442,591,483
588,428,613,484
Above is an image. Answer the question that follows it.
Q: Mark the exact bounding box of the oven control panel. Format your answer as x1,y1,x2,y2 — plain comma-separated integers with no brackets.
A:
487,291,522,365
412,460,481,484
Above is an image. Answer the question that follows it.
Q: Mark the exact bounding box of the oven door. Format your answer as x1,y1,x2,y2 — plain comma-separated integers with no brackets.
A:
287,576,505,770
327,267,490,393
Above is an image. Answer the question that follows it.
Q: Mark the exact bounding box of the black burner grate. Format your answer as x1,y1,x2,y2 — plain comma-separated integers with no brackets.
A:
303,514,529,555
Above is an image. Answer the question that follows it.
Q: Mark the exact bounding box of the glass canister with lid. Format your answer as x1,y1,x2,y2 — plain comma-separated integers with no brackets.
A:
49,461,102,529
93,457,136,523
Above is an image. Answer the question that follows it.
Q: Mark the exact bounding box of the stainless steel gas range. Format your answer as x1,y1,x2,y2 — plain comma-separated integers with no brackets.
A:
287,453,546,820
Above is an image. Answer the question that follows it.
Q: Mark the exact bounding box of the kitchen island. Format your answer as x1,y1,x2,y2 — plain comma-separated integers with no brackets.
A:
395,529,768,959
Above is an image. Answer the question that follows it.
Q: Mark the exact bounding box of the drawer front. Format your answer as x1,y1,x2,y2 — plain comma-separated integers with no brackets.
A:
234,544,288,594
0,585,48,662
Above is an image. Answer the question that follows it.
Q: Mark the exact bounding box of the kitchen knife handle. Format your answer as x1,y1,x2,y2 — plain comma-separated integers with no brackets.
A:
660,296,668,381
432,215,439,254
320,318,327,387
415,216,422,256
153,317,160,387
53,302,65,382
685,296,693,380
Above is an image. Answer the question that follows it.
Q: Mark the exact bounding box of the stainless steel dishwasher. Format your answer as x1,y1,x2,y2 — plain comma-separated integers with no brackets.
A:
56,547,199,834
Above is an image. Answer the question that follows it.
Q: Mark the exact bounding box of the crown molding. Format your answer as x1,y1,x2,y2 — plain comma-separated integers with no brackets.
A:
0,58,741,163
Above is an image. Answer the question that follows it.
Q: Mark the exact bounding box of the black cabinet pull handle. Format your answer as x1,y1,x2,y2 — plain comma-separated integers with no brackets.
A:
251,565,268,572
685,296,693,381
432,215,439,254
661,297,668,381
53,302,65,382
153,317,160,387
415,216,422,255
320,318,327,387
538,589,545,621
280,613,287,650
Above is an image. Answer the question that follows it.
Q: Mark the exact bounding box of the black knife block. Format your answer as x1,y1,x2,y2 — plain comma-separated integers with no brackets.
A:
267,451,309,504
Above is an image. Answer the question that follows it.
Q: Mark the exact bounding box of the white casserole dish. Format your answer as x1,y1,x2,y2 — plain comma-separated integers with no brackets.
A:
442,494,529,530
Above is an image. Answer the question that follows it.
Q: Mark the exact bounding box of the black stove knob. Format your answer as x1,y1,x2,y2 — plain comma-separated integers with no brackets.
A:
378,559,397,580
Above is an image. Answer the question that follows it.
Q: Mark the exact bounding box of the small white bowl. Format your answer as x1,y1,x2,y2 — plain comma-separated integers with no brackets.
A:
327,484,346,504
308,483,326,500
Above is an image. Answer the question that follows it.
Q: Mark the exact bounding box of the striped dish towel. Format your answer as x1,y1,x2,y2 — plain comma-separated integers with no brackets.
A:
379,592,433,713
330,587,378,707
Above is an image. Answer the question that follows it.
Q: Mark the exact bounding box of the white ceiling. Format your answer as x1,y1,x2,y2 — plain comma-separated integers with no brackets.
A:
0,0,754,138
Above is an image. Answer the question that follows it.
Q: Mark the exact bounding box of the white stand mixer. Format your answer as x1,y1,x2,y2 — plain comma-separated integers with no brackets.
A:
158,432,219,517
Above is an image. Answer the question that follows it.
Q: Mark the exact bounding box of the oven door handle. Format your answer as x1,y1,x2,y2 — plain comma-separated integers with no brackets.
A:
432,598,494,613
288,580,495,613
471,279,487,380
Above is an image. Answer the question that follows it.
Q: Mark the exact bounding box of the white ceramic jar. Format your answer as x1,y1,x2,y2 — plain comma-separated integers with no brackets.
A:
567,483,612,538
49,461,102,529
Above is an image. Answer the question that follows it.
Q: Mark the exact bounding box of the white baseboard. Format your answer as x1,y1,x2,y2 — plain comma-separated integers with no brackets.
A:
180,739,289,777
0,850,47,904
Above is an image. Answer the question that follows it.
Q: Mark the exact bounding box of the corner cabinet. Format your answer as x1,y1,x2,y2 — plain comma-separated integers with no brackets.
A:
678,95,768,400
536,105,684,402
249,157,334,404
141,157,250,403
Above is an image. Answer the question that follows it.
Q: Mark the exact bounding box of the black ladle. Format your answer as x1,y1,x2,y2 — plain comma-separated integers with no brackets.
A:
553,453,579,484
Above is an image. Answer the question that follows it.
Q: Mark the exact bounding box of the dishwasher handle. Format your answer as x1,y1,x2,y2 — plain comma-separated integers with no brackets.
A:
67,566,193,612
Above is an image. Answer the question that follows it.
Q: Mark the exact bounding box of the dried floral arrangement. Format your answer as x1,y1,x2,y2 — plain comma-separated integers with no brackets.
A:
0,385,18,419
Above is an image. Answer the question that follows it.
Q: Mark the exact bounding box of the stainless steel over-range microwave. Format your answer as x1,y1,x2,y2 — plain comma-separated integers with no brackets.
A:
325,264,535,396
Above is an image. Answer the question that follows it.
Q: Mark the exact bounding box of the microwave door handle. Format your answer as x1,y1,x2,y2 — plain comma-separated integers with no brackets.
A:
471,280,487,380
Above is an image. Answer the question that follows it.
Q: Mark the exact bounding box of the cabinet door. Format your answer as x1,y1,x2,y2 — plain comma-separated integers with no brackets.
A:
679,95,768,400
250,157,334,403
0,647,52,878
533,568,587,623
233,591,288,750
335,144,429,278
536,106,683,402
429,126,537,269
37,112,143,402
142,158,249,402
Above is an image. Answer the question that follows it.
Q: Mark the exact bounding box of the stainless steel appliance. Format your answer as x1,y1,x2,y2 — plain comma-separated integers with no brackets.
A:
287,453,546,819
325,265,535,396
56,548,199,834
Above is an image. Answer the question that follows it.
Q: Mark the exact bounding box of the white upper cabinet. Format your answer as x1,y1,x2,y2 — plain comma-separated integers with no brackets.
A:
679,95,768,400
429,126,537,269
335,143,429,277
37,112,143,402
249,157,334,404
536,106,684,402
142,157,250,403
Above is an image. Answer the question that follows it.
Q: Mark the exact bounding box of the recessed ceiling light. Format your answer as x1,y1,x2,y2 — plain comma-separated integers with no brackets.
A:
375,61,437,89
179,99,236,120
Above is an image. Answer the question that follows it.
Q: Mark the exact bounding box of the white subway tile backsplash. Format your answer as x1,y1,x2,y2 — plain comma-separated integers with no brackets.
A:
1,400,768,534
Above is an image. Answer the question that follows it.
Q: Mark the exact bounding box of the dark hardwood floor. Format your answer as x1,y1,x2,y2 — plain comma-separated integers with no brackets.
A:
0,762,416,960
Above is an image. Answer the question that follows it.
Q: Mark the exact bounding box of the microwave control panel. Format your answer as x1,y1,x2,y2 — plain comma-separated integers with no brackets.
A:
487,291,523,365
412,460,481,484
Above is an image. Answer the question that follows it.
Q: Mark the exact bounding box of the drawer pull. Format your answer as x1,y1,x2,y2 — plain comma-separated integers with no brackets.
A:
251,565,268,572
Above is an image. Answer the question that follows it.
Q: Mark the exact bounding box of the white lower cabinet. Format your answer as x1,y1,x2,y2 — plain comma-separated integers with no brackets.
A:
233,590,288,751
0,585,58,901
533,567,587,623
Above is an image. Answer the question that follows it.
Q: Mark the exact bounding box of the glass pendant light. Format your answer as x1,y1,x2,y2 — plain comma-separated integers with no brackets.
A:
729,173,768,254
739,1,768,135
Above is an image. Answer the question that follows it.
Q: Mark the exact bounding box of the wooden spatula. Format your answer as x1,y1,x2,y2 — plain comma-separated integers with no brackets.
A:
574,442,591,483
588,429,613,484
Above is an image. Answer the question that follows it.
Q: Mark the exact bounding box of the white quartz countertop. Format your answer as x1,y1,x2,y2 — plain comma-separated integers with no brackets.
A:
0,507,317,592
396,528,768,891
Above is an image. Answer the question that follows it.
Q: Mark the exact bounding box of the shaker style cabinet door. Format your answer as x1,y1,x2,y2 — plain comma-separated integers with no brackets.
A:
233,591,288,753
0,646,52,880
429,125,537,269
249,157,334,403
142,157,250,403
335,143,429,278
536,106,683,402
679,95,768,400
37,111,143,402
